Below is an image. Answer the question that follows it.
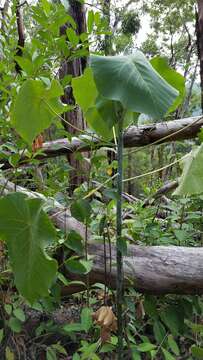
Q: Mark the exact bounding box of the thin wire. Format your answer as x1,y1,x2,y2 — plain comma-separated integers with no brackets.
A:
43,99,114,146
83,173,118,199
123,116,203,157
123,153,190,183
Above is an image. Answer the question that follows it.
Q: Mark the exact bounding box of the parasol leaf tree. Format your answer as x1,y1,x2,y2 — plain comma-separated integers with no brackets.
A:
72,50,181,358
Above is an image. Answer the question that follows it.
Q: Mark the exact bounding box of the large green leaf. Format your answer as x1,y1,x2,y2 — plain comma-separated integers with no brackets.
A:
12,79,66,145
0,193,57,303
150,56,185,113
90,51,179,118
174,144,203,196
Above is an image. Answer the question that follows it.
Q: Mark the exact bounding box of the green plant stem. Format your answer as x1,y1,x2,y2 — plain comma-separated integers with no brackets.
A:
116,116,124,358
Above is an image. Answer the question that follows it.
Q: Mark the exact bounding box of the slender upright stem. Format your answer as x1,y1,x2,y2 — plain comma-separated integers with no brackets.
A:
116,116,124,358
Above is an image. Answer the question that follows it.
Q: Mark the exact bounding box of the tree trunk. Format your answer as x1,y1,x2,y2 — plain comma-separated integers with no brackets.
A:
59,0,89,194
196,1,203,112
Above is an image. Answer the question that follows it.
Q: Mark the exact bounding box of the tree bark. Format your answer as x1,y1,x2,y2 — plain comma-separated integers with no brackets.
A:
59,0,89,193
85,243,203,295
43,115,203,151
196,1,203,112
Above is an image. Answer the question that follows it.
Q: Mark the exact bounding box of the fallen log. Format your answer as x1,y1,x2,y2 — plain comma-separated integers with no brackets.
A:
1,177,203,295
2,116,203,169
85,243,203,295
42,116,203,155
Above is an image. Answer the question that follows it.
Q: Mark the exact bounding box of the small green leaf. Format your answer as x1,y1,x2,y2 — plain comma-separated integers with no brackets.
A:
130,347,142,360
0,329,4,343
100,343,115,353
153,320,166,343
8,317,22,333
87,10,94,33
13,308,26,322
57,272,69,285
191,345,203,359
42,0,51,15
70,199,91,223
65,230,84,254
167,335,180,356
81,307,92,332
46,347,57,360
4,304,12,315
136,343,156,352
63,323,84,332
14,56,34,75
72,354,80,360
52,343,67,355
5,347,14,360
66,28,79,46
161,348,176,360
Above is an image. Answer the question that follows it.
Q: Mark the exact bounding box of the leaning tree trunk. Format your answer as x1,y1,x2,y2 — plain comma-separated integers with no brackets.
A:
196,1,203,112
59,0,89,194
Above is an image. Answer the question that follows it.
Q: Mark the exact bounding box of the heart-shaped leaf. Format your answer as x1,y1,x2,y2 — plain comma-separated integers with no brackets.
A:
12,79,66,145
0,193,57,303
150,56,185,113
90,51,179,119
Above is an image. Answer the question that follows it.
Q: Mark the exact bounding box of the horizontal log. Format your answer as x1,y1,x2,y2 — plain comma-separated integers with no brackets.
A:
85,243,203,295
42,116,203,157
2,116,203,169
1,177,203,295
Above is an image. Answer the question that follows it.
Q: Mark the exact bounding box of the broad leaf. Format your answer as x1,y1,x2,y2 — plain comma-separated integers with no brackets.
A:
70,199,91,223
174,144,203,196
90,51,179,119
66,258,92,274
150,56,185,112
72,68,115,139
65,230,84,254
12,79,66,144
72,68,98,113
0,193,57,303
